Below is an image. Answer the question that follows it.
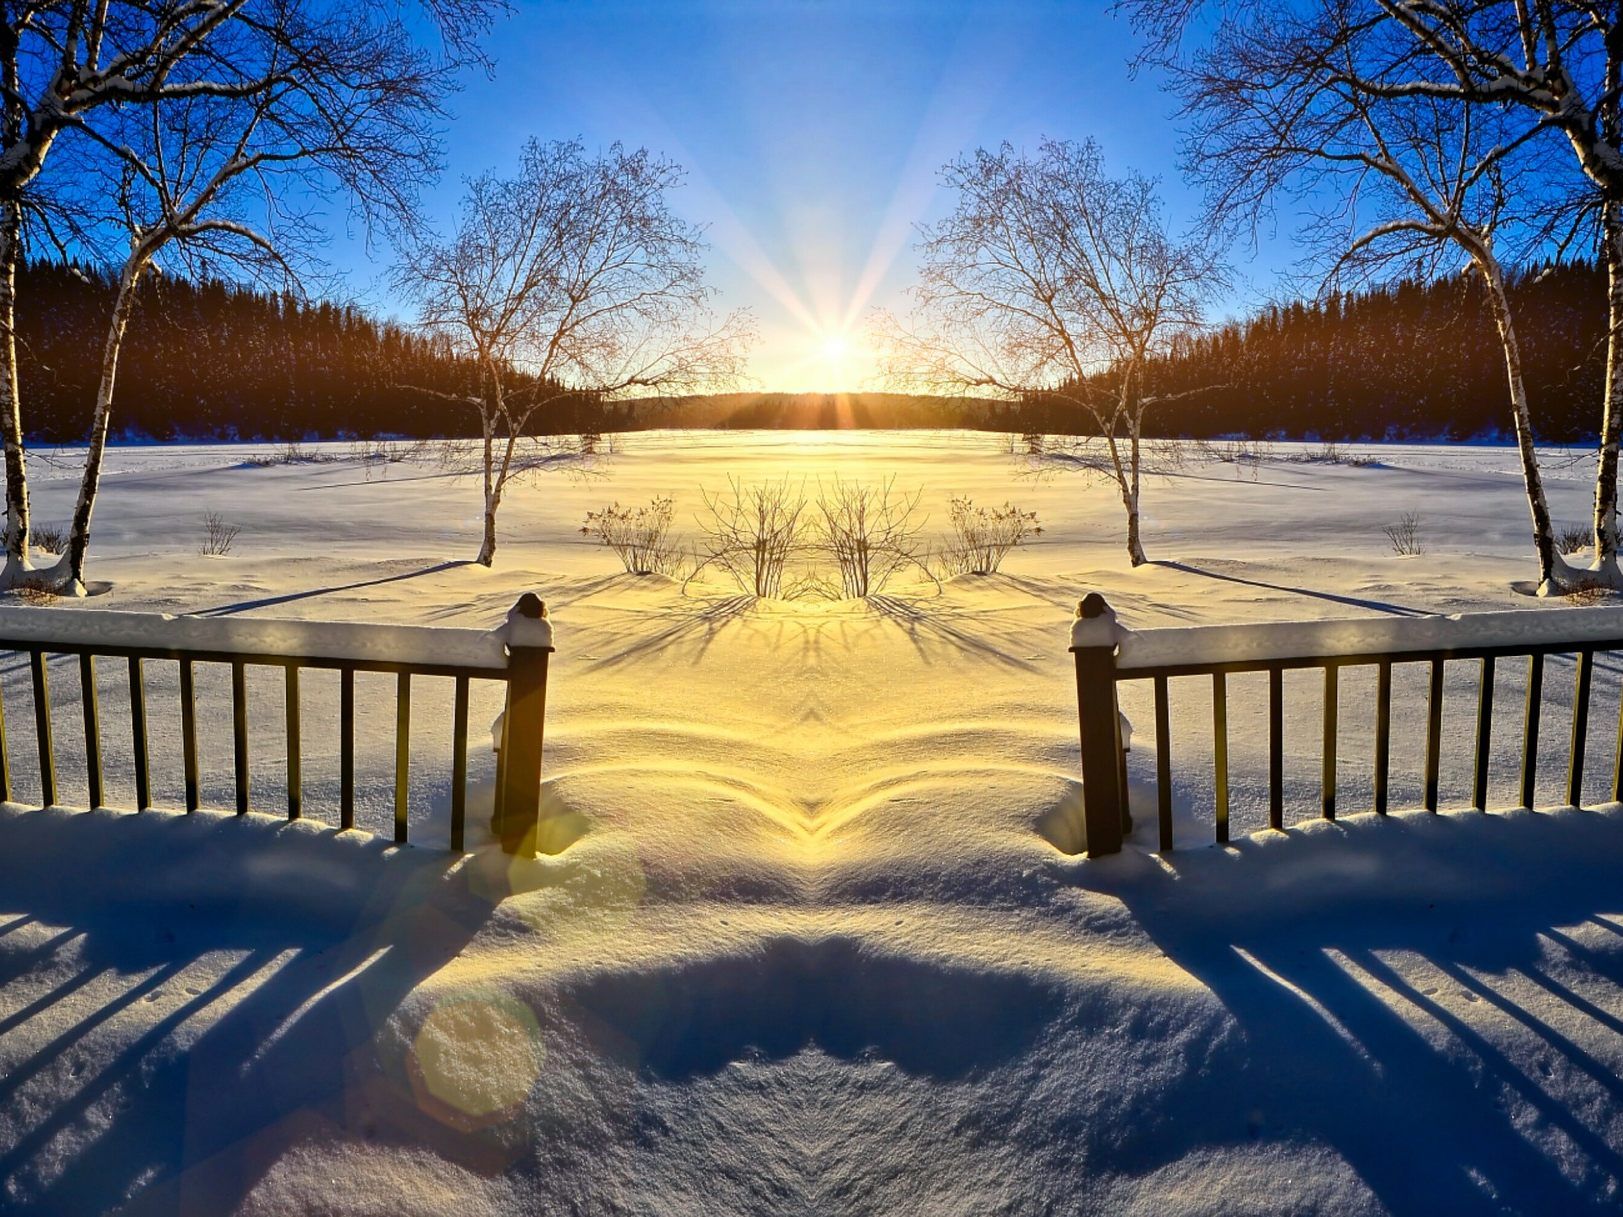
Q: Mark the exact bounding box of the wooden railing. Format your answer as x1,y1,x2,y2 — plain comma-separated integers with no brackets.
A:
0,593,555,855
1070,593,1623,858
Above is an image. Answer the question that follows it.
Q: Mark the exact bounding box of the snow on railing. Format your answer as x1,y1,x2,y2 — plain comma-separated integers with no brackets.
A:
0,594,556,856
1068,593,1623,859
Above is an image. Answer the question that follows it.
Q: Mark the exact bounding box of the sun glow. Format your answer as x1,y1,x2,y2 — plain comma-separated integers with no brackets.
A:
796,326,868,391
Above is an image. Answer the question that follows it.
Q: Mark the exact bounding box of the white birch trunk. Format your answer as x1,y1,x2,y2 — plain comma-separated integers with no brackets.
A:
1595,199,1623,582
1125,406,1146,567
477,411,499,566
1475,252,1566,593
53,254,148,594
0,195,29,586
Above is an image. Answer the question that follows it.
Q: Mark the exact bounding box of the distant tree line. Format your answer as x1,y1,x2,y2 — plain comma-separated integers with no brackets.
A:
14,260,610,442
16,256,1611,445
1005,261,1607,444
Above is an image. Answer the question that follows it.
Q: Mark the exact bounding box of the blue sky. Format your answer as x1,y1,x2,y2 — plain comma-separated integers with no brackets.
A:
344,0,1286,391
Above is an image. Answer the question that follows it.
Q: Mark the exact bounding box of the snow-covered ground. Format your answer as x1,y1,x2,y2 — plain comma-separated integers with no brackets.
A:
2,431,1621,1215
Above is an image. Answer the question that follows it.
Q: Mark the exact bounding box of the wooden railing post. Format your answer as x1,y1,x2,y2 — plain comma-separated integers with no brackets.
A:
495,593,554,856
1071,593,1128,858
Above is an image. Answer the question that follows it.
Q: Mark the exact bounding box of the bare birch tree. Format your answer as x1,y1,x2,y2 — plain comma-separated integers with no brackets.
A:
394,138,754,566
876,139,1223,566
0,0,501,586
1155,2,1575,592
1126,0,1623,581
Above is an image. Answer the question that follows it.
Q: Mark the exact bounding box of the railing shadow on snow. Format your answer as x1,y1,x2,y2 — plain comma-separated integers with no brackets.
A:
1067,806,1623,1216
0,802,554,1216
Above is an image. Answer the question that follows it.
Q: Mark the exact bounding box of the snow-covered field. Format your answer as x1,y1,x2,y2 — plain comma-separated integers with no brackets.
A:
2,430,1622,1215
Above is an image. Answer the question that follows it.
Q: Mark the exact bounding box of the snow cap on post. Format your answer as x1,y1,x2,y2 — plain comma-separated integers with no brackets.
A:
1070,593,1124,651
503,593,554,651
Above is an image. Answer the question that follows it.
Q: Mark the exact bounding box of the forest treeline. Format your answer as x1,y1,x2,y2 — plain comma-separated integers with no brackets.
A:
15,257,1608,443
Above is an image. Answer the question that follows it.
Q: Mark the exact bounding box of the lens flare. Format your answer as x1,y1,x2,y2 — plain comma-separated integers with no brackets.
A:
408,990,544,1129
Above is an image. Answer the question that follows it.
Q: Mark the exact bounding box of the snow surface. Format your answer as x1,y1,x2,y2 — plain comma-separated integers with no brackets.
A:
0,431,1621,1215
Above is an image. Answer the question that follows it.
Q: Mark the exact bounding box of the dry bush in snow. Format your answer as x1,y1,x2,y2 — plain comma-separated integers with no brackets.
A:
693,477,810,598
938,498,1041,576
1560,524,1591,556
1383,512,1425,556
246,444,339,468
812,476,933,598
200,513,241,557
583,498,687,576
27,523,65,556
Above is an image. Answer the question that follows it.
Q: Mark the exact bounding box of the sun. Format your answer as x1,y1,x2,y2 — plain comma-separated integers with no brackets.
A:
812,329,863,390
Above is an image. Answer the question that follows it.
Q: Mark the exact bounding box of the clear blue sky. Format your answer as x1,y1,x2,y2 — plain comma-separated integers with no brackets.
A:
342,0,1286,391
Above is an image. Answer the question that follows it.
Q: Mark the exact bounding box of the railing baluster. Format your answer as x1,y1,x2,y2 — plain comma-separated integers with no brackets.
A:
231,660,249,815
0,668,10,803
340,666,355,830
79,654,101,809
180,658,199,812
1321,665,1338,820
284,665,301,819
30,650,54,807
1373,659,1392,815
394,672,411,845
1423,658,1444,811
1522,652,1544,809
1476,655,1496,810
1153,674,1172,851
451,675,469,852
1213,671,1229,845
128,657,149,810
1268,666,1283,831
1570,649,1595,808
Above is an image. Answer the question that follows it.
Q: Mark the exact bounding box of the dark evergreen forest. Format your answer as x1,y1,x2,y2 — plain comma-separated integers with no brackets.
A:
1119,260,1607,443
14,258,1610,443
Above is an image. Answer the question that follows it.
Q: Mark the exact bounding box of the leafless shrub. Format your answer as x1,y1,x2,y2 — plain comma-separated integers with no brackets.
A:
582,497,687,576
1285,442,1379,468
692,476,810,598
1382,511,1424,556
200,512,241,557
938,497,1042,575
246,443,340,467
1559,524,1591,556
28,523,66,555
812,476,933,598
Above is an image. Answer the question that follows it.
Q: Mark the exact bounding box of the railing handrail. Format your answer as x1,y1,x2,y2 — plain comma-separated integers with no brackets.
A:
0,605,519,673
0,596,556,857
1068,593,1623,861
1080,604,1623,674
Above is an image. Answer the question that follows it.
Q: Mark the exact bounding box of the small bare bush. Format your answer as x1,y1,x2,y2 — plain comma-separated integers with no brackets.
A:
693,476,810,598
582,497,687,575
200,512,241,556
1559,523,1591,555
812,476,932,598
1382,511,1424,556
1284,441,1378,468
29,523,67,555
246,442,338,467
938,497,1042,575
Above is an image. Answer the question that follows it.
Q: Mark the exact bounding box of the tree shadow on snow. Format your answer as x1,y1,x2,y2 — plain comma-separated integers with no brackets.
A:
1079,807,1623,1215
0,805,516,1216
1153,559,1433,617
867,594,1044,671
193,559,473,616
